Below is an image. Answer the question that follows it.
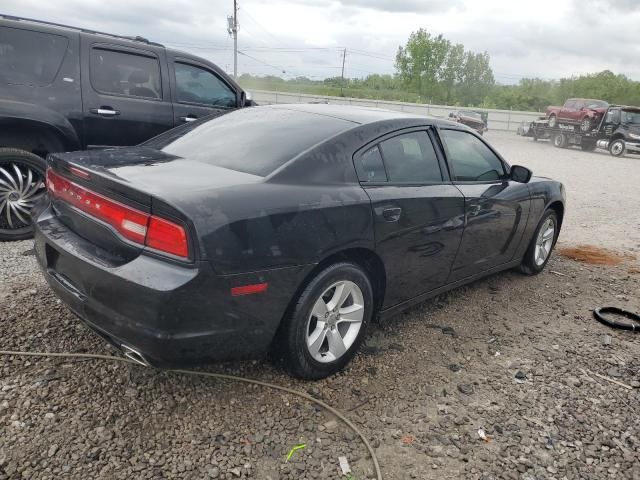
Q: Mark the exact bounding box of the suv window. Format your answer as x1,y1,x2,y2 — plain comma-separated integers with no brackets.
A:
355,145,387,182
440,129,505,182
564,100,576,109
378,131,442,183
175,62,236,107
90,48,161,99
0,26,68,86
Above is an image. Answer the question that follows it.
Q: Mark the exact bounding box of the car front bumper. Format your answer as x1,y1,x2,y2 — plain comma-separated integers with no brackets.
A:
33,205,311,366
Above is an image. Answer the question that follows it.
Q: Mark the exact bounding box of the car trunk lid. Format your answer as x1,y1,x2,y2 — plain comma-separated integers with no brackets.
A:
47,147,263,262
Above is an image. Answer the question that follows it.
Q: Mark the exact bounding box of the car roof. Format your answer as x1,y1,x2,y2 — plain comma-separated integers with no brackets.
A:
267,103,446,126
0,14,163,47
569,98,607,103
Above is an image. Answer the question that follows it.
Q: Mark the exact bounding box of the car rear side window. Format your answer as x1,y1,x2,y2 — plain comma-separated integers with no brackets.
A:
90,48,161,99
0,26,68,86
379,131,442,183
175,62,236,108
355,146,387,182
440,129,505,182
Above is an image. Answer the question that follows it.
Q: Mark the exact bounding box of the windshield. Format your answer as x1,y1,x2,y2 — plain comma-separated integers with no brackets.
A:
460,111,482,120
622,110,640,124
585,100,608,109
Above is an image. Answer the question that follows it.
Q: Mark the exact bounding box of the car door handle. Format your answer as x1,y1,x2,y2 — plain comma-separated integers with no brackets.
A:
180,115,198,122
90,107,120,117
382,207,402,222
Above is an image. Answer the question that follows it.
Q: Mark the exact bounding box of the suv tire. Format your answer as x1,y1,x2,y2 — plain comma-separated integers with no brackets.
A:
0,148,47,241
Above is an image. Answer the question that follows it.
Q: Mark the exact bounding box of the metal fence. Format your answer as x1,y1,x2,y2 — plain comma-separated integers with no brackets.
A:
251,90,543,132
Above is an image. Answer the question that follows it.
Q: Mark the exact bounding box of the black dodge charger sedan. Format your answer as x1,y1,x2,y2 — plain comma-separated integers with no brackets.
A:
33,104,565,379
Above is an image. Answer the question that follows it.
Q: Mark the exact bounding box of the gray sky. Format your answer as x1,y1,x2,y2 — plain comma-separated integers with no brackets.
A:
3,0,640,83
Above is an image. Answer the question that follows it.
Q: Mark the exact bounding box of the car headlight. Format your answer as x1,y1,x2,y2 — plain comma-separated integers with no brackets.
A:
628,133,640,140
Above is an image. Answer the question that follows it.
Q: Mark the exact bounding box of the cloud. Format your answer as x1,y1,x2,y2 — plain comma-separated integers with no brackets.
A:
1,0,639,82
338,0,462,13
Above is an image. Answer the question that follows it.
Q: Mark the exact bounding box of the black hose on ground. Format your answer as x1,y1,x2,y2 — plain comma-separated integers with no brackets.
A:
594,307,640,332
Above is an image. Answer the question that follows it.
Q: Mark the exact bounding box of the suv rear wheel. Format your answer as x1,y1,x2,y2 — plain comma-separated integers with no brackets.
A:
0,148,47,241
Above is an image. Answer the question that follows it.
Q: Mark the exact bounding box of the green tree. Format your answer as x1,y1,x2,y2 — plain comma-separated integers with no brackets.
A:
395,29,451,100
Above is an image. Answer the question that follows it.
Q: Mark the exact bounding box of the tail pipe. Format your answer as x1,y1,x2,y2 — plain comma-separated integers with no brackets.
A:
121,344,151,367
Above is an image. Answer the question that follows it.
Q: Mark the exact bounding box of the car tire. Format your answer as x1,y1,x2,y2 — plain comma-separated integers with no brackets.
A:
548,114,557,128
519,210,558,275
609,139,626,157
0,148,47,241
552,133,567,148
275,262,374,380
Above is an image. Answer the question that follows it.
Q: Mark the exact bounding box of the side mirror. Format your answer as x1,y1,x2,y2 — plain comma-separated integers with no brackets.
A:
510,165,532,183
240,90,253,107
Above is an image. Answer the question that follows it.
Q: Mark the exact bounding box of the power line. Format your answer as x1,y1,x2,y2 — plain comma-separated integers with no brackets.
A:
241,8,285,47
238,50,289,76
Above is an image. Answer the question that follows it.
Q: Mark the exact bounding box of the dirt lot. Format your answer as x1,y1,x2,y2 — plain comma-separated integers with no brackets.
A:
1,133,639,480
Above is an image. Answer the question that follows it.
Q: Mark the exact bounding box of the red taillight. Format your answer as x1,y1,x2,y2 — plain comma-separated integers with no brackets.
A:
47,168,189,259
146,216,189,258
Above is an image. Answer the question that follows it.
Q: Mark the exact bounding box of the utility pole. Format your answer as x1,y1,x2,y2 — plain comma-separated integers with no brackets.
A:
227,0,238,79
340,48,346,96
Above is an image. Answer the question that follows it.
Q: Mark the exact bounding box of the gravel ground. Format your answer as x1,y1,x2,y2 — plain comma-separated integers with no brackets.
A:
1,133,640,480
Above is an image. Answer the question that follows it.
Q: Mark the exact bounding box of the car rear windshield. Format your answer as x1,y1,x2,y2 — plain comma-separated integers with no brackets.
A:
144,107,355,177
0,26,68,86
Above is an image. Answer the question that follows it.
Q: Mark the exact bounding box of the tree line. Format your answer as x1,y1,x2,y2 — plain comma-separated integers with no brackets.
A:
238,29,640,112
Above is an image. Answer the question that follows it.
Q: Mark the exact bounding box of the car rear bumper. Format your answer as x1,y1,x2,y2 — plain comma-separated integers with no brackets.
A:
34,205,311,366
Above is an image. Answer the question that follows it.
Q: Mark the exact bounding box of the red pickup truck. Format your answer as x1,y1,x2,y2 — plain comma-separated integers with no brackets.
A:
545,98,609,132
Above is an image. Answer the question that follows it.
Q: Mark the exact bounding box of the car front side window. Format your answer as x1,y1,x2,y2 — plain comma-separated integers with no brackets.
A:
174,62,236,108
440,129,506,182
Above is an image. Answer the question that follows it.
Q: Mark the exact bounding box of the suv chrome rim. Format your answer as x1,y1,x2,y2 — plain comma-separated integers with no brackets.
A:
0,163,45,230
305,280,364,363
580,118,591,131
534,218,555,266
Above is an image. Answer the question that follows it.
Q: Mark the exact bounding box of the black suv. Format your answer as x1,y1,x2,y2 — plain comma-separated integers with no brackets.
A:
0,14,252,240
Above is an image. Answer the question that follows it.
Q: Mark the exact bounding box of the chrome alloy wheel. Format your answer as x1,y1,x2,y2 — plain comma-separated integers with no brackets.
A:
0,163,46,229
610,140,625,156
580,117,591,132
534,217,555,266
305,280,364,363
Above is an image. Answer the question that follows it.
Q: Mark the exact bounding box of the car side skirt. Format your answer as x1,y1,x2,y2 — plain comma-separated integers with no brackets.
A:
378,258,523,321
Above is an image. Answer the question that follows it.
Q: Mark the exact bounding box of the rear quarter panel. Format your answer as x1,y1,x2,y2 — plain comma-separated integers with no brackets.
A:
193,182,374,274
